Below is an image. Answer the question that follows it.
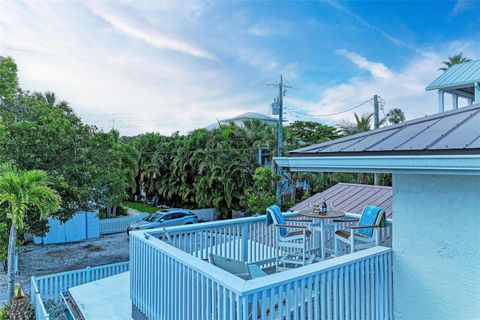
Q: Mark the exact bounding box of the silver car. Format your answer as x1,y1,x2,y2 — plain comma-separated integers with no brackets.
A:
127,208,198,233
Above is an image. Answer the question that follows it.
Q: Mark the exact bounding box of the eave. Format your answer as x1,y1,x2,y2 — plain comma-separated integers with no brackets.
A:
275,155,480,175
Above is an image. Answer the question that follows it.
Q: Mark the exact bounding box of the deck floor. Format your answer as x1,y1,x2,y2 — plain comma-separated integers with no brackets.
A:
68,272,131,320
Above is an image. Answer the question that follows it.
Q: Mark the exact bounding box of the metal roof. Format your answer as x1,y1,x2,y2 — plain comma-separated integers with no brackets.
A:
290,183,392,218
426,60,480,91
290,104,480,156
223,112,278,123
205,112,277,130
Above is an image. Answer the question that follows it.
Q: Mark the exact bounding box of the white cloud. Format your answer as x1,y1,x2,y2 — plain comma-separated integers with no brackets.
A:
287,43,479,126
336,49,394,79
328,1,425,55
0,1,275,135
84,2,216,60
450,0,476,16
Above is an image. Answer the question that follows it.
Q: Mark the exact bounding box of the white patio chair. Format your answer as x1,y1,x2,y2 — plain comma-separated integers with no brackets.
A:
266,205,315,272
333,205,385,255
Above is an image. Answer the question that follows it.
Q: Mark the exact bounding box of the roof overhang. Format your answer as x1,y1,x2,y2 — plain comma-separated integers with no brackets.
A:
275,155,480,175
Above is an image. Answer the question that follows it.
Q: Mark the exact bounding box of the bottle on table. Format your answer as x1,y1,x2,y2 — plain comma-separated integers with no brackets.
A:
322,199,328,213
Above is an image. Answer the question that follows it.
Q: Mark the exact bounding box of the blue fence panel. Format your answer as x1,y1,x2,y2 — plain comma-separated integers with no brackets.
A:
86,211,100,239
34,211,99,245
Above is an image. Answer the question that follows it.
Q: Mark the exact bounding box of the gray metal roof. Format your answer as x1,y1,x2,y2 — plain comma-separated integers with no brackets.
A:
290,104,480,156
223,112,277,123
290,183,392,218
426,60,480,91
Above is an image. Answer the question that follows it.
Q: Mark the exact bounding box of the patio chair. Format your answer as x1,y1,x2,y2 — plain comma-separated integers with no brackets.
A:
266,205,315,272
208,254,267,280
333,205,385,255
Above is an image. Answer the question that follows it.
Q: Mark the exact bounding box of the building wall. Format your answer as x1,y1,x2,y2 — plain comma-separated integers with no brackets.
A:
393,174,480,320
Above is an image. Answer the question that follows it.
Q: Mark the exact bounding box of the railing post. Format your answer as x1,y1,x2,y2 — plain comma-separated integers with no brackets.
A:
86,266,91,283
30,277,36,306
241,223,249,262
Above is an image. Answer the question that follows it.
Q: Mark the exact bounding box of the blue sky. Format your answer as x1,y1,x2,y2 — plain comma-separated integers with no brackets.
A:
1,1,479,135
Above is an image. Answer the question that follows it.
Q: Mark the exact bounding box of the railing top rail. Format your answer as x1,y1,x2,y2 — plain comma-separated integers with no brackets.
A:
144,210,392,237
33,261,129,281
240,246,392,295
143,211,299,236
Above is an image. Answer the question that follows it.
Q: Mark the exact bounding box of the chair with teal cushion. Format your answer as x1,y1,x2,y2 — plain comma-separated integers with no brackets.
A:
334,205,385,255
266,205,314,272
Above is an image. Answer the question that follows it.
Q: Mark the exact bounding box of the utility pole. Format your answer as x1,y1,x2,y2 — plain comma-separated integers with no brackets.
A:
267,75,290,205
373,94,380,185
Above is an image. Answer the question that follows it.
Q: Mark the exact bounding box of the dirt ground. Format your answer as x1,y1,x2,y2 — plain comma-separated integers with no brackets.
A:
0,232,129,305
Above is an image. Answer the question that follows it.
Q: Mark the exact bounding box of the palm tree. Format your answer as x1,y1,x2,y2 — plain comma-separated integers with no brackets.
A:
438,53,471,72
0,164,60,301
338,112,373,136
387,108,406,124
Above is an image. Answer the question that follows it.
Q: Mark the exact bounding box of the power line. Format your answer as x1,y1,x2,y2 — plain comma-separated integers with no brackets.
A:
290,99,373,118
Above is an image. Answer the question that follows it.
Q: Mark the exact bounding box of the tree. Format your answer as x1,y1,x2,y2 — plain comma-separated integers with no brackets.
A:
387,108,406,124
244,167,279,215
438,53,471,72
338,112,373,136
0,164,60,301
0,56,18,102
285,121,339,150
0,57,136,226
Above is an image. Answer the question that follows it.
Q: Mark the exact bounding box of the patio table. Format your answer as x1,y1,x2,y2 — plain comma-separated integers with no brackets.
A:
298,209,345,260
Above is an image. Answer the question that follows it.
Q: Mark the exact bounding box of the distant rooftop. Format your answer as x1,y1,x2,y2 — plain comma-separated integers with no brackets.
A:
206,112,277,130
426,60,480,92
290,104,480,156
291,183,392,218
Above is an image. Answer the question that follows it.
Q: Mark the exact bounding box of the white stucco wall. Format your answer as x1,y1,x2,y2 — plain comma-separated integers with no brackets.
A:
393,174,480,320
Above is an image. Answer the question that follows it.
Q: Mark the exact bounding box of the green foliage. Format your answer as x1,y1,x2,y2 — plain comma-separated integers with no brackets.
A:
0,56,137,231
0,304,9,320
122,201,158,214
0,164,60,229
0,56,18,102
338,112,373,136
438,53,471,72
244,167,279,215
284,121,338,150
387,108,405,124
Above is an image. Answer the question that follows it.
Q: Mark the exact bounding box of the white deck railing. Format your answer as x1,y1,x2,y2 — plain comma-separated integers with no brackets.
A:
130,212,393,320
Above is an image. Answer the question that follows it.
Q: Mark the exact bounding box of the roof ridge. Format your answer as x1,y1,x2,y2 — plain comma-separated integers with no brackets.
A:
337,182,392,189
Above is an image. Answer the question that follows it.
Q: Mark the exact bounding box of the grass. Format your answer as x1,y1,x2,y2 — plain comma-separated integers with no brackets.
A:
122,201,159,214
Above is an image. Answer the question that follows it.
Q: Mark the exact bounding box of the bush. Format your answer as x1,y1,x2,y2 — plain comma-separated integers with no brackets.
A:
0,305,9,320
6,296,34,320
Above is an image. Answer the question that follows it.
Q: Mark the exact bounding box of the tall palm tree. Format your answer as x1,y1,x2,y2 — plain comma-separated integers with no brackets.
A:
438,53,471,71
0,164,60,301
338,112,373,136
387,108,406,124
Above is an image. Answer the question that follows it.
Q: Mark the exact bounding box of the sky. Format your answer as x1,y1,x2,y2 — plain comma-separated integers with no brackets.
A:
0,0,479,136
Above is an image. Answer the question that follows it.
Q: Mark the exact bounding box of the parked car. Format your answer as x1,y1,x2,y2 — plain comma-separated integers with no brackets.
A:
127,208,198,233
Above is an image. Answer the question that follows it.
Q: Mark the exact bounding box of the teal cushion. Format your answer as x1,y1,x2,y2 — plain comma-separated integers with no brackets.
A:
267,205,287,237
357,206,383,237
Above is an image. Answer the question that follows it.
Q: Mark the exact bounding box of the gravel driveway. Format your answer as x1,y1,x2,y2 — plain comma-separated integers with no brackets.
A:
0,233,129,305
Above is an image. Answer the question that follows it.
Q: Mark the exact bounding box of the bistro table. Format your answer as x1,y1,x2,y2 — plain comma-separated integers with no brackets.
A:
298,209,345,260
